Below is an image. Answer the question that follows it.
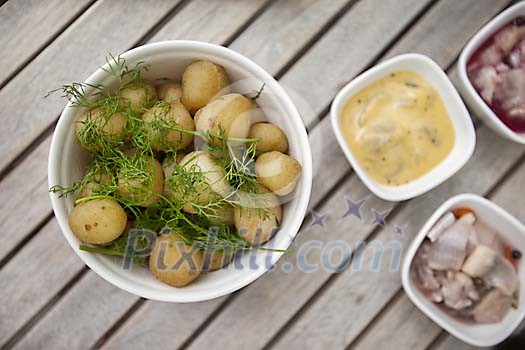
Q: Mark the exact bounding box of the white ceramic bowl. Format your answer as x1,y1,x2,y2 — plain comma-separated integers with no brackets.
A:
330,53,476,202
458,2,525,144
48,41,313,302
402,194,525,347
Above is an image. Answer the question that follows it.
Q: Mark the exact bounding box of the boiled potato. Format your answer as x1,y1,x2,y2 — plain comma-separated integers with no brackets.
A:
202,249,234,271
255,151,301,196
78,169,114,199
249,122,288,155
68,198,127,244
234,185,282,245
209,203,234,226
120,79,157,112
161,153,185,198
172,151,231,214
195,93,255,144
117,156,164,207
181,60,230,114
149,234,204,287
157,82,182,102
75,107,128,152
142,101,195,151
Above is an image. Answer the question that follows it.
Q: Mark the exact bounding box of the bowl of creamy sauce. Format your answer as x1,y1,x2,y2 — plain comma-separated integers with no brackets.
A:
331,54,476,201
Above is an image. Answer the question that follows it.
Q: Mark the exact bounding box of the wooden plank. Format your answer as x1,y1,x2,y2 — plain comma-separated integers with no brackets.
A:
101,1,434,349
350,158,525,350
148,0,268,44
0,137,51,264
0,0,93,86
0,219,84,346
279,0,431,127
183,1,510,349
0,0,179,174
1,0,504,348
229,0,349,74
1,0,273,347
12,272,138,350
352,295,441,350
101,298,227,350
0,0,267,268
430,336,479,350
271,126,523,349
0,1,270,348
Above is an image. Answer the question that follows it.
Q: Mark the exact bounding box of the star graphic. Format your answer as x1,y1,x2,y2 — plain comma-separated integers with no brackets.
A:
339,196,369,222
369,208,391,229
308,210,329,230
394,224,408,237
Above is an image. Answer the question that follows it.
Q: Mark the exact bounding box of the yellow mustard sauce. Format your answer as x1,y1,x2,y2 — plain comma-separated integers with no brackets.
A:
340,71,455,186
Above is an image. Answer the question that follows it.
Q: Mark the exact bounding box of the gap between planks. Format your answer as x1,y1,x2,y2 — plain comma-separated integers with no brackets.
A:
5,0,442,346
0,0,97,90
0,0,508,348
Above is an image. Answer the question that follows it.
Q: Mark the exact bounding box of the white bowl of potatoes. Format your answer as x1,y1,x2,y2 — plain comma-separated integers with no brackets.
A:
48,41,312,302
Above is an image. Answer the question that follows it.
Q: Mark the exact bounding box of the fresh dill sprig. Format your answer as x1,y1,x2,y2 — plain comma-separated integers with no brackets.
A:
49,54,283,262
250,83,266,101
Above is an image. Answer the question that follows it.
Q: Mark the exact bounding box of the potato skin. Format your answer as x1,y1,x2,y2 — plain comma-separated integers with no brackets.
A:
142,101,195,151
120,79,157,112
255,151,302,196
157,82,182,102
117,157,164,207
68,198,127,244
78,170,113,199
149,234,203,287
195,93,255,147
234,185,282,245
181,60,230,114
175,152,231,214
202,249,234,271
249,122,288,155
75,107,128,152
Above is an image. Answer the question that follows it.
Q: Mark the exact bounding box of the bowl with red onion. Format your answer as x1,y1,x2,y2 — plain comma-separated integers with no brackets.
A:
401,194,525,347
458,2,525,144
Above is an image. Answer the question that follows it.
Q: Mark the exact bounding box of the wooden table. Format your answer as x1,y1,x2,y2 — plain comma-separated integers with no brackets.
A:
1,0,524,349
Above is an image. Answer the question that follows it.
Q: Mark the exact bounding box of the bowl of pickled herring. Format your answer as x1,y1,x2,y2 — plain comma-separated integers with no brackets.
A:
402,194,525,347
331,53,475,201
459,2,525,144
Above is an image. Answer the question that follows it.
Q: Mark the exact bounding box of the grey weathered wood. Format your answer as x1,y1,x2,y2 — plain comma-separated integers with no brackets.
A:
12,272,138,350
148,0,268,44
0,0,179,174
0,0,93,86
279,0,430,127
430,336,480,350
0,0,267,269
271,126,524,349
0,1,518,349
102,298,227,350
183,1,510,349
352,295,441,350
101,1,434,349
0,0,270,347
0,219,84,346
229,0,349,74
351,159,525,350
0,137,51,262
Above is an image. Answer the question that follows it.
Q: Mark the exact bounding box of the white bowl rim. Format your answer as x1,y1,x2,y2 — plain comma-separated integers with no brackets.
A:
458,2,525,144
48,40,313,302
330,53,476,202
401,193,525,347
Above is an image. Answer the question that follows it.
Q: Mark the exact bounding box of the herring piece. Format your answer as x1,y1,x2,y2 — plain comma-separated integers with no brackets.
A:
427,212,456,242
462,245,518,296
472,289,512,323
427,214,475,271
440,272,479,310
